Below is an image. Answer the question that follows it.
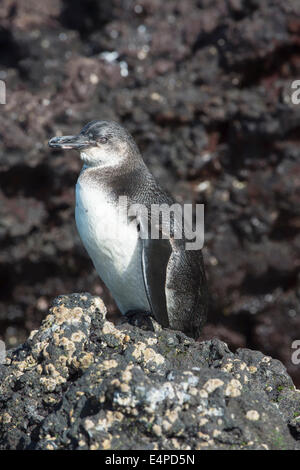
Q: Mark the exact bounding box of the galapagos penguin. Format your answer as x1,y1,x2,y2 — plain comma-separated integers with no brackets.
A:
49,120,207,338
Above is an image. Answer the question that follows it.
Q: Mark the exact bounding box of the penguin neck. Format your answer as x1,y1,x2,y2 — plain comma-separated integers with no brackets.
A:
80,146,145,172
78,158,152,202
79,149,148,179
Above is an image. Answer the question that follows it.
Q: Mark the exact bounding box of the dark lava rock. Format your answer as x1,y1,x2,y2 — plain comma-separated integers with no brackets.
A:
0,293,299,450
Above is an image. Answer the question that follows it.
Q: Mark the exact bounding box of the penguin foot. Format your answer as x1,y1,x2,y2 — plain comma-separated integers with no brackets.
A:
121,310,155,332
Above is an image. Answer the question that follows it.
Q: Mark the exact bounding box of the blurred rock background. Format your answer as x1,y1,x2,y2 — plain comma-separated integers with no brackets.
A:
0,0,299,385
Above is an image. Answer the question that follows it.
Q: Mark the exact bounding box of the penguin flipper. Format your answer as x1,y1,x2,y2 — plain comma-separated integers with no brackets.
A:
141,236,172,328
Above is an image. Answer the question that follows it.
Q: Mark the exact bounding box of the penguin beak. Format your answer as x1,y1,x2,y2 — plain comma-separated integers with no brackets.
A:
48,134,90,150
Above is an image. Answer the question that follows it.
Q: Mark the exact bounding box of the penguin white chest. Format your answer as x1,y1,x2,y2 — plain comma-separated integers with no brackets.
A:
75,179,150,314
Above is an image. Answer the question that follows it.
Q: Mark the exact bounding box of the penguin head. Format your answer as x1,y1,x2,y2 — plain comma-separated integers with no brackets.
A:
48,120,140,168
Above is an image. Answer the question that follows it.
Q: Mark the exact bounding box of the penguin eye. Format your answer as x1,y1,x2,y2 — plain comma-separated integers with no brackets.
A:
99,136,108,144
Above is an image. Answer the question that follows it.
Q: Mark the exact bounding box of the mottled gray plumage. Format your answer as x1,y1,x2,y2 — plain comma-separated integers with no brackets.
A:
49,120,208,338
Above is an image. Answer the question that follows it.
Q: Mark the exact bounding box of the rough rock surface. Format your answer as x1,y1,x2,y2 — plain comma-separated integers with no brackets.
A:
0,0,299,386
0,293,299,450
